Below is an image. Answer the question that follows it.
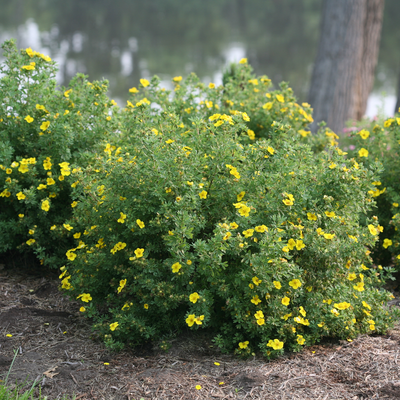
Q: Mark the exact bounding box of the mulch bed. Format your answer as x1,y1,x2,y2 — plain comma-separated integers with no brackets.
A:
1,258,400,400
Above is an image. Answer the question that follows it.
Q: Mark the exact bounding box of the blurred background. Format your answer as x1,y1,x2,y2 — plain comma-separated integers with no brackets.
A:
0,0,399,118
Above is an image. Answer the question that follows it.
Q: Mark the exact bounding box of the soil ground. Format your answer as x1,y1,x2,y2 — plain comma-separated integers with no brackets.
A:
1,255,400,400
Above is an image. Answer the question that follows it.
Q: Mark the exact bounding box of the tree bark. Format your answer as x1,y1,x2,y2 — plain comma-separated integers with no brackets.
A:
395,65,400,115
308,0,384,134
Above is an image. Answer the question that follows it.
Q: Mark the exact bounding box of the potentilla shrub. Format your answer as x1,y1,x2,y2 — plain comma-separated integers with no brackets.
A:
0,40,120,266
60,80,398,355
339,116,400,270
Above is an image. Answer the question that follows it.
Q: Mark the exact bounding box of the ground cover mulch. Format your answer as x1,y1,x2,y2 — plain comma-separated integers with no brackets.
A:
1,257,400,400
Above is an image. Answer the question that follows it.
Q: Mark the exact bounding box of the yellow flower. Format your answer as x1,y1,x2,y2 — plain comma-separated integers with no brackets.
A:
26,239,36,246
16,192,26,200
189,292,200,303
198,190,208,199
255,225,268,233
273,281,281,289
195,385,202,390
358,148,369,158
172,262,182,273
109,322,119,331
276,94,284,103
41,200,50,212
282,296,290,306
117,279,127,293
257,318,265,325
47,177,55,185
252,276,262,286
117,212,127,223
383,238,392,248
323,233,335,240
40,121,50,131
307,212,317,221
289,279,301,289
295,240,305,250
297,335,305,345
325,211,335,218
347,273,357,281
186,314,196,327
353,282,365,292
239,58,247,64
242,112,250,121
64,89,72,97
254,310,264,320
77,293,92,302
247,129,255,140
239,341,249,348
267,146,275,155
334,302,350,310
80,307,86,312
358,129,370,139
66,250,76,261
134,248,144,258
242,229,254,238
331,308,339,316
136,219,145,228
140,78,150,87
129,87,138,93
368,224,378,236
63,224,73,231
237,191,246,201
267,339,284,350
22,64,35,71
209,82,215,89
251,295,261,305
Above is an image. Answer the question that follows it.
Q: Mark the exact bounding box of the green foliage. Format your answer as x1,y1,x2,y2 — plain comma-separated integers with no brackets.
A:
60,62,397,357
0,39,119,267
1,41,398,357
339,115,400,270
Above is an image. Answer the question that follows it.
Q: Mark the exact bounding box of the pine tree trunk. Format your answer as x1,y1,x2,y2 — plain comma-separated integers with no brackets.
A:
308,0,384,134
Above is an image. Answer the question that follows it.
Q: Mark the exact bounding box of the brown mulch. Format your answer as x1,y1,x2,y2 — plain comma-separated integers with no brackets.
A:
1,258,400,400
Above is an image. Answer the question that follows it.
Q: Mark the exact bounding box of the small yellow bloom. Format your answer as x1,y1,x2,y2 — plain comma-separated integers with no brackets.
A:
195,385,202,390
282,296,290,306
77,293,92,302
239,341,249,348
272,280,281,290
199,190,207,199
358,148,369,158
383,238,392,248
297,335,305,345
252,276,262,286
189,292,200,303
289,279,301,289
307,212,317,221
136,219,145,229
239,58,247,64
41,200,50,212
172,262,182,273
325,211,335,218
267,339,284,350
251,295,261,305
140,78,150,87
109,322,119,331
358,129,370,139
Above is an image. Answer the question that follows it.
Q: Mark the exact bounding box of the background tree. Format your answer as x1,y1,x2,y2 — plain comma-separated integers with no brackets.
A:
308,0,384,133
